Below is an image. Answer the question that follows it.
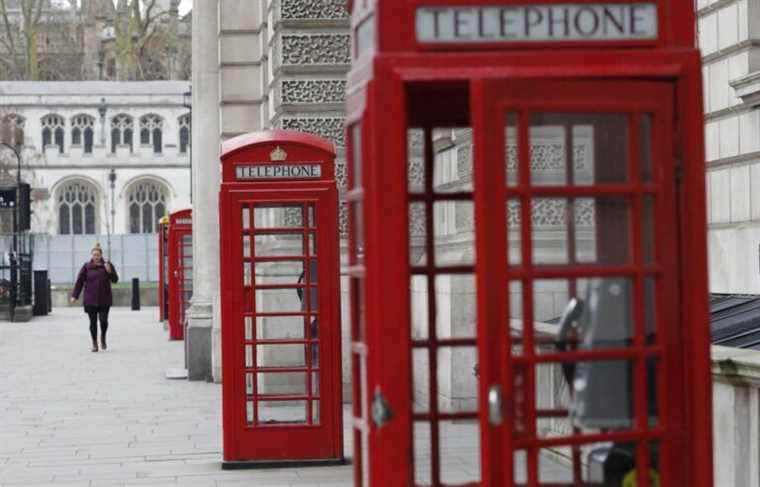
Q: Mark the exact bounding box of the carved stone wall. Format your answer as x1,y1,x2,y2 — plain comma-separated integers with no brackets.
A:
280,0,348,19
407,128,425,193
280,117,345,148
457,144,472,182
335,158,347,188
339,201,348,238
409,203,426,238
506,199,596,228
407,127,600,247
281,80,346,104
281,34,351,65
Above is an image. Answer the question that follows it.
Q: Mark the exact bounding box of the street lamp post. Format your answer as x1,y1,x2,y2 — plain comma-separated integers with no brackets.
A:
108,169,116,260
182,88,192,203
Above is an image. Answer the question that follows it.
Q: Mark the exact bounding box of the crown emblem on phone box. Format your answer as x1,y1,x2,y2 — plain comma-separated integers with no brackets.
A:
270,146,287,161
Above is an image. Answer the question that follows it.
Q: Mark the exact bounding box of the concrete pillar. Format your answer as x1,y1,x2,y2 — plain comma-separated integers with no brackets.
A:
186,0,220,382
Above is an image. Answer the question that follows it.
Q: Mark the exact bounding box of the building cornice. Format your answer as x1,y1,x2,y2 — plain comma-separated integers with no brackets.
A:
704,104,749,122
0,81,190,96
702,39,760,64
24,163,191,170
706,150,760,170
697,0,739,16
219,28,263,37
730,70,760,107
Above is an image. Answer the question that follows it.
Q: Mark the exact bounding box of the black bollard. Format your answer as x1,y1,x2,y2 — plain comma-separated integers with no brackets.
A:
33,270,48,316
131,278,140,310
47,279,52,313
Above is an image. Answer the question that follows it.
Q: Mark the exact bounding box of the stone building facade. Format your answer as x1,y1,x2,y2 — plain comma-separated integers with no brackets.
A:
697,3,760,482
698,0,760,295
189,0,350,383
0,81,191,237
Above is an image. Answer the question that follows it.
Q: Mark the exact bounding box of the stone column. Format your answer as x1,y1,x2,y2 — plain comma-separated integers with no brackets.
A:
186,0,220,381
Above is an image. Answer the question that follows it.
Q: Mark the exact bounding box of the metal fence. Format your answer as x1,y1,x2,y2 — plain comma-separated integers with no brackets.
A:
0,234,35,312
20,234,159,285
0,234,33,307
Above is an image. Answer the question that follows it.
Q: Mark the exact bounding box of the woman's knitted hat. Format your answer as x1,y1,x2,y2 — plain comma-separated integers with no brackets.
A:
92,242,103,253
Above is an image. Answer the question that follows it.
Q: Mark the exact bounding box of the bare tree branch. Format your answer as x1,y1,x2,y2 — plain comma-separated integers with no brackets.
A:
0,0,17,64
32,0,46,25
0,0,189,81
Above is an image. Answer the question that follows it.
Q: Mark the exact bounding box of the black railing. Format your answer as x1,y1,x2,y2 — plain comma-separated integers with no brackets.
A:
0,232,33,320
16,250,32,307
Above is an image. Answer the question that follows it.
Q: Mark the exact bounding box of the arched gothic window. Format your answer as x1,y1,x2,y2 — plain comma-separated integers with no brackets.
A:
111,114,134,153
71,114,95,154
41,114,65,154
178,114,191,154
57,180,98,235
139,114,163,154
127,180,168,234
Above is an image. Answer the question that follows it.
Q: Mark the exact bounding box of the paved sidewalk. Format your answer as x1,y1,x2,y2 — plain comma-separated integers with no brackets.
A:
0,307,576,487
0,307,353,487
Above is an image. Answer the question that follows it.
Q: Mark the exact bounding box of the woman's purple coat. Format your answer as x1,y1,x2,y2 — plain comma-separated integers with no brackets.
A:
72,261,119,307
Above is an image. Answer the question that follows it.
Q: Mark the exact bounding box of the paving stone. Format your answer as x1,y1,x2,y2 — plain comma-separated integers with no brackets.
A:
0,307,575,486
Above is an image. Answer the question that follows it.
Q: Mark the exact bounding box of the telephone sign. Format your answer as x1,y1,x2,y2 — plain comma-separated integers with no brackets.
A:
415,4,659,43
235,164,322,180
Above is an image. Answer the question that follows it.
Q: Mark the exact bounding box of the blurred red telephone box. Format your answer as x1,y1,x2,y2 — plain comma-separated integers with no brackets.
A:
167,209,192,341
345,1,713,486
218,130,344,467
158,215,170,324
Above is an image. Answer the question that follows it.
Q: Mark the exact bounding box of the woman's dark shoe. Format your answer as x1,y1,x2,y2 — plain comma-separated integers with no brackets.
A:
100,337,107,351
91,341,99,353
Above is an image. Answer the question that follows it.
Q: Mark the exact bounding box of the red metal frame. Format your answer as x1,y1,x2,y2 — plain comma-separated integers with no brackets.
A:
158,216,170,323
219,130,344,467
346,1,711,486
480,80,680,486
168,209,192,341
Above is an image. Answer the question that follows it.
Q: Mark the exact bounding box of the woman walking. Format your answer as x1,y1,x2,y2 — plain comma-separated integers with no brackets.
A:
70,243,119,352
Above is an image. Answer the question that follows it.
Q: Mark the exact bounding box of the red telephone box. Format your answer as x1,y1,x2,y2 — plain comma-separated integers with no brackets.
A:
158,215,170,323
346,2,712,486
219,130,344,467
168,209,193,341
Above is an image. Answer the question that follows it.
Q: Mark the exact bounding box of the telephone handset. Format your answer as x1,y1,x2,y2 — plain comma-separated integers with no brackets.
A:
556,278,659,485
295,260,318,311
556,297,585,386
295,260,319,365
555,278,634,430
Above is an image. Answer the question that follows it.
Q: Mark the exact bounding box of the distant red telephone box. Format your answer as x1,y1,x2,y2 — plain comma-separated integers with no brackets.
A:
346,1,712,486
158,215,170,323
219,130,344,467
167,209,192,341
